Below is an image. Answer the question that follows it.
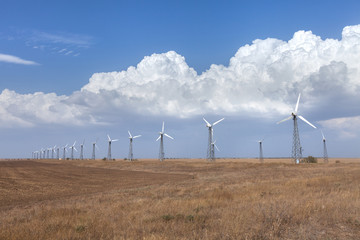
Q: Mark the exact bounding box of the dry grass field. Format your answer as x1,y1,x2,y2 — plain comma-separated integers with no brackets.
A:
0,158,359,239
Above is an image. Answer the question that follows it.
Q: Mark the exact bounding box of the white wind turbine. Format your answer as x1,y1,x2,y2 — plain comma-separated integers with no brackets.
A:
321,131,329,163
128,131,141,161
46,147,51,159
92,138,99,160
258,139,264,163
51,145,56,159
56,146,60,160
79,139,85,160
156,121,174,161
277,94,316,163
69,141,77,160
62,144,68,160
203,117,224,161
107,134,118,160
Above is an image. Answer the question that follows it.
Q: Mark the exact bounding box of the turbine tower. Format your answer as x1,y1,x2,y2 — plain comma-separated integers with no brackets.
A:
62,144,68,160
128,131,141,161
258,139,264,163
51,145,56,159
80,139,85,160
277,94,316,163
92,138,99,160
107,134,118,160
203,117,224,161
46,148,50,159
321,131,328,163
156,122,174,161
56,146,60,160
69,141,77,160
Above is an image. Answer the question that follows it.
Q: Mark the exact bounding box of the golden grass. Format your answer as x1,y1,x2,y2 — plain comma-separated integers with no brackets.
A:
0,159,359,239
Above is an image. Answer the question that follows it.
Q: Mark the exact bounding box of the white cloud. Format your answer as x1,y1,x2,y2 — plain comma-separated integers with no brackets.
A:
319,116,360,138
1,24,360,128
0,53,39,65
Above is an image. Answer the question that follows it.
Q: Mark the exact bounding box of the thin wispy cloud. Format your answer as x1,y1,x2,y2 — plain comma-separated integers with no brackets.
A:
0,53,39,65
31,31,93,48
7,28,93,57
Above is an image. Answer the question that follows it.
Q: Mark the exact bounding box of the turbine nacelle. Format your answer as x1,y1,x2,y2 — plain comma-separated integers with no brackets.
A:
156,122,173,141
128,131,141,140
277,94,316,129
203,117,225,128
107,134,119,143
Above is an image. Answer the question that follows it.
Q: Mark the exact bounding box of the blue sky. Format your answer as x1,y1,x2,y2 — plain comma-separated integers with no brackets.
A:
1,0,360,159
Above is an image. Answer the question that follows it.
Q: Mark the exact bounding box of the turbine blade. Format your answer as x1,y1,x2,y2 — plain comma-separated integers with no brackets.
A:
164,133,174,140
107,134,111,141
298,115,317,129
112,139,119,142
162,121,165,133
321,130,325,140
203,117,211,127
133,135,141,139
214,144,220,152
277,115,292,124
295,93,301,113
73,141,76,146
128,131,132,138
156,135,161,141
213,118,225,126
74,147,78,152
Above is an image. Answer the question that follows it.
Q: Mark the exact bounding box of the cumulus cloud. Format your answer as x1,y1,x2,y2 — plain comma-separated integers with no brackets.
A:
1,24,360,129
0,53,39,65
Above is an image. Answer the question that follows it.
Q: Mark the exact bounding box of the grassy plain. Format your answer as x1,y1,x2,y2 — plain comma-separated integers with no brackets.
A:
0,158,359,239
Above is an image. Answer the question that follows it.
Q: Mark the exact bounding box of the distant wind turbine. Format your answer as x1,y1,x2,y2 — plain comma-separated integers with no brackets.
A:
203,117,224,161
128,131,141,161
107,134,118,160
321,131,329,163
51,145,56,159
69,141,77,160
156,122,173,161
80,139,85,160
258,139,264,163
62,144,68,160
277,94,316,163
92,138,99,160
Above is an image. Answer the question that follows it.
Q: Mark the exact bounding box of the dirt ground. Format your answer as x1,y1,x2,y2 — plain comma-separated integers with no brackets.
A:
0,158,359,239
0,160,190,209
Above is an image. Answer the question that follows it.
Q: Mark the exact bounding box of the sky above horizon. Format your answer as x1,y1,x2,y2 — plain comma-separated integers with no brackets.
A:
1,0,360,159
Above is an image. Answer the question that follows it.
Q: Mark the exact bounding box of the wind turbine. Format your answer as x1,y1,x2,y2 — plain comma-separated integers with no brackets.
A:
92,138,99,160
56,146,60,160
258,139,264,163
156,121,174,161
277,94,316,163
79,139,85,160
128,131,141,161
51,145,56,159
203,117,224,161
321,131,328,163
69,141,77,160
46,148,51,159
62,144,68,160
107,135,118,160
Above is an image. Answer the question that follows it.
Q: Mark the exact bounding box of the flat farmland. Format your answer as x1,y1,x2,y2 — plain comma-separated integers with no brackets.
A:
0,159,359,239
